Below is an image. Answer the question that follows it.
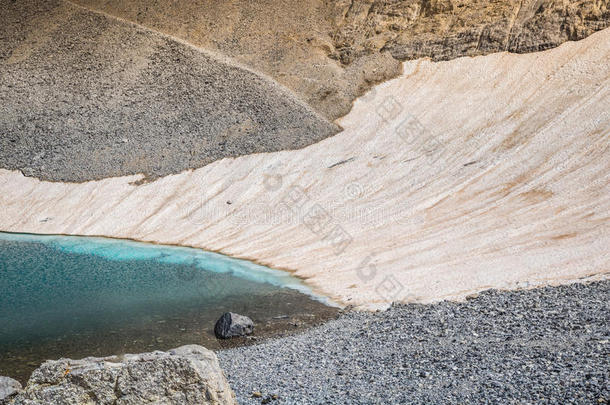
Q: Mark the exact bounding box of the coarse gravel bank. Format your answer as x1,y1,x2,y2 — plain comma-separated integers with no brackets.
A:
218,281,609,404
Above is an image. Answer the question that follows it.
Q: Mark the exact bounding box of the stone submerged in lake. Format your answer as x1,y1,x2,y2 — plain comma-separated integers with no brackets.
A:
0,377,22,402
214,312,254,339
2,345,235,405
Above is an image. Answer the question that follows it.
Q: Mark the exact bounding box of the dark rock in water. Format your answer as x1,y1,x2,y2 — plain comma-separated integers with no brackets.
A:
4,345,235,405
0,377,22,401
215,312,254,339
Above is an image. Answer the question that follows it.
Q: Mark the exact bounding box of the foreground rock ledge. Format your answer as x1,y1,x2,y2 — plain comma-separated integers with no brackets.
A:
2,345,236,405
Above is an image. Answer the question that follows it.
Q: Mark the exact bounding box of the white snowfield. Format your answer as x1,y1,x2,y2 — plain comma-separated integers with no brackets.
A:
1,28,608,309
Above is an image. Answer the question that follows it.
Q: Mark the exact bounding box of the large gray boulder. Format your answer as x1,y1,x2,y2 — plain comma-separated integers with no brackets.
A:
4,345,235,405
214,313,254,339
0,377,22,402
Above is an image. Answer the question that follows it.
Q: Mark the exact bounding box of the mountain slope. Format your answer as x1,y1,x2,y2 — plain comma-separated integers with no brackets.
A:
0,0,338,182
73,0,610,120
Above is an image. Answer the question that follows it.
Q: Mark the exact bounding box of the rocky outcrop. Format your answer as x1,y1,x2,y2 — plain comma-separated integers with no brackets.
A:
331,0,610,63
72,0,609,120
3,345,236,405
0,377,21,402
214,313,255,339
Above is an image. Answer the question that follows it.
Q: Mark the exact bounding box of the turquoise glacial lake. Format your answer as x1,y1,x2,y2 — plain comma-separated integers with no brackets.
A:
0,232,337,383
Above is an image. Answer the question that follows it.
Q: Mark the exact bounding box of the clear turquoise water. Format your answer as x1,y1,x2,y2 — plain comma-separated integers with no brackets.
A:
0,232,337,383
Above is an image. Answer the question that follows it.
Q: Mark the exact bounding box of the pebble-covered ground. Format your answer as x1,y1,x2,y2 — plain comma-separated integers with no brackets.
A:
219,281,610,404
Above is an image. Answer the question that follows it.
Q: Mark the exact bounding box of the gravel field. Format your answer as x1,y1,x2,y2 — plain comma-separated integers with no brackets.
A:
219,281,610,404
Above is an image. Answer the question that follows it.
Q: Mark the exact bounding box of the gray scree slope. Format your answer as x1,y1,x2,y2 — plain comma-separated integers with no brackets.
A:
0,0,338,182
219,281,610,404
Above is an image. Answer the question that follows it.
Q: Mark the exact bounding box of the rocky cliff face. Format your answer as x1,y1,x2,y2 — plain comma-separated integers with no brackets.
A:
73,0,609,120
330,0,610,62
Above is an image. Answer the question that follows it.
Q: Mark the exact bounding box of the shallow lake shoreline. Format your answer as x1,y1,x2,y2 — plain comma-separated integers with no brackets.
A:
4,280,608,402
0,233,340,384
